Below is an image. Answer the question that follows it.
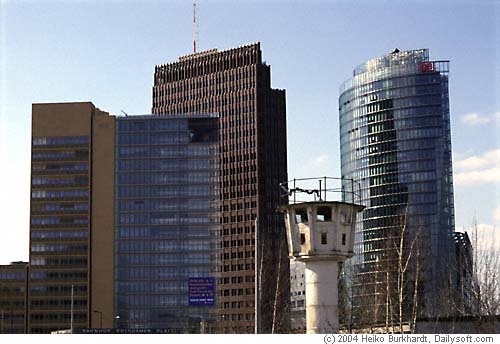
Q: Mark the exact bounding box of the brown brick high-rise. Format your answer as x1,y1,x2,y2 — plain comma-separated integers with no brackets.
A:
152,43,289,333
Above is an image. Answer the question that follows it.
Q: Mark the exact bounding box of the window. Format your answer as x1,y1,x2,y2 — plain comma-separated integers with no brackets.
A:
300,233,306,245
295,208,308,224
321,233,327,245
317,207,332,222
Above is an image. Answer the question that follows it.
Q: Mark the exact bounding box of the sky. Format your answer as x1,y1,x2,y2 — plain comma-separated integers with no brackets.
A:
0,0,498,264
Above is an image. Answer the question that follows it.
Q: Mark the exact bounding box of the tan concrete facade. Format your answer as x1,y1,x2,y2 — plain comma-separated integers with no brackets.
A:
90,110,115,329
30,102,114,333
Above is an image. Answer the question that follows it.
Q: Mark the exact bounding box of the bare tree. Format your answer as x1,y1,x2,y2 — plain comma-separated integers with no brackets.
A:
339,210,423,334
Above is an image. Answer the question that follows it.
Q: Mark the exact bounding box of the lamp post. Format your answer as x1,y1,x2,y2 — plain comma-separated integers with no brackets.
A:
93,310,103,328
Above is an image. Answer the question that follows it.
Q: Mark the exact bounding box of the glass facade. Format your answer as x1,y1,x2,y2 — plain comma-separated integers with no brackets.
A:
339,49,455,316
114,115,220,331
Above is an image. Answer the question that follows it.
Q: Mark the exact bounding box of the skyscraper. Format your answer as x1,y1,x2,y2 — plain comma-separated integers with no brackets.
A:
114,114,220,332
29,102,115,333
152,43,289,333
339,49,455,320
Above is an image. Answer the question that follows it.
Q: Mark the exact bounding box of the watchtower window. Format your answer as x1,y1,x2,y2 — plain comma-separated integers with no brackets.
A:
300,233,306,245
342,233,346,246
340,210,352,224
321,233,327,245
295,208,308,224
317,207,332,222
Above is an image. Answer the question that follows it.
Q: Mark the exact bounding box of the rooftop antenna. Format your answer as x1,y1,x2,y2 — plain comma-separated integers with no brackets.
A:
193,0,197,53
120,110,128,117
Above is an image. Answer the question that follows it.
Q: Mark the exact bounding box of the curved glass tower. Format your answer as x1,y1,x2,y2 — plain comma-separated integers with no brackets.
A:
339,49,455,319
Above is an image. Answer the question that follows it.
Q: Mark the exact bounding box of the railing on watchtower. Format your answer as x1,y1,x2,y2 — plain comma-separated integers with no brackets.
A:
279,176,362,205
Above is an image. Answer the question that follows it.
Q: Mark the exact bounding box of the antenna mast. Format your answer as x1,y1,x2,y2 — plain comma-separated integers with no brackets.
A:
193,0,197,53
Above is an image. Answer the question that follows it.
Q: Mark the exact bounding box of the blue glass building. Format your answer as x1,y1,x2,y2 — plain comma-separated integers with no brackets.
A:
339,49,455,318
114,114,220,331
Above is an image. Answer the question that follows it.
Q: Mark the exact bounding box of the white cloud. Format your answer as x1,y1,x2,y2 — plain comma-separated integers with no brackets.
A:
454,167,500,185
454,149,500,171
454,149,500,185
463,223,500,253
314,154,328,166
494,206,500,225
460,112,500,126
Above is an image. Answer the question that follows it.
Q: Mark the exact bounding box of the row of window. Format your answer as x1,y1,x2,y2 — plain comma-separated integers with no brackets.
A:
116,281,186,293
30,285,87,294
117,171,215,185
117,185,212,198
32,190,88,199
116,253,213,266
116,267,211,279
32,162,89,172
155,68,256,94
32,176,88,186
30,312,86,321
116,240,213,252
118,199,212,211
32,202,88,212
31,217,88,225
116,295,187,307
116,226,219,239
345,83,442,110
118,145,217,158
117,133,189,145
340,72,442,103
30,271,87,280
117,119,188,132
340,104,443,130
341,60,443,97
33,136,89,146
118,214,211,225
30,257,87,266
32,149,88,161
31,299,87,307
342,94,443,117
31,230,88,239
117,159,211,171
0,272,26,280
121,226,215,238
31,243,88,253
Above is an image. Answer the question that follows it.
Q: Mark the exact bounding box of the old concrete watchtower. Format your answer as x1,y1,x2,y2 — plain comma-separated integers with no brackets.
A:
279,177,364,334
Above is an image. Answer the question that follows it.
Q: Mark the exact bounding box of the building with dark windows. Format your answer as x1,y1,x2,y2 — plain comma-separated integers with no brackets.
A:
114,114,220,332
453,231,478,315
289,261,305,333
152,42,289,333
29,102,115,333
0,262,28,333
339,49,456,322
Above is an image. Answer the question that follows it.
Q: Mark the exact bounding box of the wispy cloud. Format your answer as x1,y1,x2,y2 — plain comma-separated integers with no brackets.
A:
454,149,500,185
463,223,499,253
460,112,500,126
494,206,500,225
314,154,329,166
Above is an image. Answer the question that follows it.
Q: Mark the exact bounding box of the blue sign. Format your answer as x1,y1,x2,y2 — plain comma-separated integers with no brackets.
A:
188,277,215,306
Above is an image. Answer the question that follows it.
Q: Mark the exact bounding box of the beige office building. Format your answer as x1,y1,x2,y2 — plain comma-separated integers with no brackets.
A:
29,102,115,333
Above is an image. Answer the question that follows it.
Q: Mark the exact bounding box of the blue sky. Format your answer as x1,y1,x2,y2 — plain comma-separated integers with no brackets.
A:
0,0,498,264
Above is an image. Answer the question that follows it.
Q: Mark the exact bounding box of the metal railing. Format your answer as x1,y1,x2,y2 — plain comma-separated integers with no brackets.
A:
279,176,362,205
